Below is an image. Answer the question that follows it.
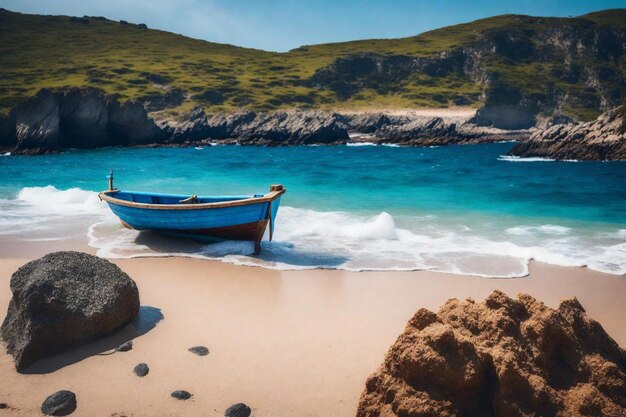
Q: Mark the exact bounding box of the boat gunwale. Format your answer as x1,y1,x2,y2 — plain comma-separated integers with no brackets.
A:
98,188,285,210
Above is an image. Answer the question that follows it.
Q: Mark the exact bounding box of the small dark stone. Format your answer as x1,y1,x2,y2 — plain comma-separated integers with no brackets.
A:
189,346,209,356
41,390,77,416
225,403,251,417
0,402,7,409
188,346,209,356
133,363,149,377
171,390,192,400
116,341,133,352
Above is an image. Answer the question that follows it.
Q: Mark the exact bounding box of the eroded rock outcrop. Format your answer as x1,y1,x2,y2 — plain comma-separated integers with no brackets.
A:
170,108,350,145
341,112,529,145
2,88,165,153
0,88,533,152
357,291,626,417
0,251,140,371
509,106,626,160
14,89,61,151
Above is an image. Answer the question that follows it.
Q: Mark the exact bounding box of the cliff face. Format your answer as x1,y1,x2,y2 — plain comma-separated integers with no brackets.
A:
306,15,626,129
0,88,530,153
357,291,626,417
509,106,626,160
2,9,625,126
3,88,165,153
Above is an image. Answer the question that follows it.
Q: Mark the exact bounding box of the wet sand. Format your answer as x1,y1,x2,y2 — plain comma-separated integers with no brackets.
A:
0,257,625,416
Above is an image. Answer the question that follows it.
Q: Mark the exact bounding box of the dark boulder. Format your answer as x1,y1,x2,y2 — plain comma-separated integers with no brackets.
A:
171,390,192,400
0,402,7,409
225,403,251,417
133,362,149,377
107,98,165,145
59,88,109,148
41,390,77,416
13,89,61,151
0,251,140,371
188,345,209,356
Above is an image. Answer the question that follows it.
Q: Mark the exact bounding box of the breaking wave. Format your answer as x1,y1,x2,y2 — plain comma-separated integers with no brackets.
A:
1,186,624,277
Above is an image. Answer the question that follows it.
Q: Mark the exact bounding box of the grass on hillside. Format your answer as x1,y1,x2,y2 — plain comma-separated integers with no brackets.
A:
0,8,624,119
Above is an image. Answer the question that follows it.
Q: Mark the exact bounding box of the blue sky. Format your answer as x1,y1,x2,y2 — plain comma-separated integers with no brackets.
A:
3,0,626,51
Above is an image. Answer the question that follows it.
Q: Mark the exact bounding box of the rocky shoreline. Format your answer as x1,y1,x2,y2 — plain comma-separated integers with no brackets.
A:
508,106,626,161
0,88,528,155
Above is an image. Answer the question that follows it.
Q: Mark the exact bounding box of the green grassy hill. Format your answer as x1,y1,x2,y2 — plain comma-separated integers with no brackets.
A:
1,8,624,121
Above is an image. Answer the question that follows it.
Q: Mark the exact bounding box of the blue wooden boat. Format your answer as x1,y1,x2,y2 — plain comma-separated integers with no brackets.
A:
98,172,285,253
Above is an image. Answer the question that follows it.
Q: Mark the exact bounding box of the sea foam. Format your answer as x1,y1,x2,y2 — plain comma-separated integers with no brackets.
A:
2,186,625,277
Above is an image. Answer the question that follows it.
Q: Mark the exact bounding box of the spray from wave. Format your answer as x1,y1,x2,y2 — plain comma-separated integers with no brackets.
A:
1,186,625,277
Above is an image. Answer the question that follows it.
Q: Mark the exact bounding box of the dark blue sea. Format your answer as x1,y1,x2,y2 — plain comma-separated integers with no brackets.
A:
1,143,625,277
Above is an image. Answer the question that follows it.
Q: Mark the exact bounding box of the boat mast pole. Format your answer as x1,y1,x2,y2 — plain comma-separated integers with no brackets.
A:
108,170,114,191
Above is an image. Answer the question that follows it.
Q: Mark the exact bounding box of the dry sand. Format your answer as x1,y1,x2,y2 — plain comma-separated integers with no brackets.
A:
0,257,625,417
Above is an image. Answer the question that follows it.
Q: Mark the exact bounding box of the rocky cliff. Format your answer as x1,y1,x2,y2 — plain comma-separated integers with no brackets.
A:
1,88,165,153
0,88,529,154
340,113,528,145
509,106,626,160
306,13,626,129
357,291,626,417
2,9,625,129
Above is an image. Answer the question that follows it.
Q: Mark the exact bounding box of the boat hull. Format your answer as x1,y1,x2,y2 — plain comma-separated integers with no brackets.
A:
100,188,284,246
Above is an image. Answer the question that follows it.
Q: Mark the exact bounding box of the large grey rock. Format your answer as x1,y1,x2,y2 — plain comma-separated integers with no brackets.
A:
41,390,76,416
107,98,165,145
13,89,61,151
235,110,349,145
172,109,349,145
0,251,140,371
509,106,626,160
59,88,109,148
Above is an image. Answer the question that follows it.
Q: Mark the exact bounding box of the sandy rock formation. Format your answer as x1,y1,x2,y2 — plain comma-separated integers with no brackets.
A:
509,106,626,160
357,291,626,417
0,251,140,371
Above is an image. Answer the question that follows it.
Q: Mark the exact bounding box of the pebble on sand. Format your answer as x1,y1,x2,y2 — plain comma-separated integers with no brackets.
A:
171,390,192,400
188,346,209,356
116,341,133,352
133,363,149,377
225,402,252,417
41,390,77,416
0,403,7,409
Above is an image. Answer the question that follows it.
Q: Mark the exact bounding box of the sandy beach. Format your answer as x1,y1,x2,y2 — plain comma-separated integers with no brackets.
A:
1,255,624,417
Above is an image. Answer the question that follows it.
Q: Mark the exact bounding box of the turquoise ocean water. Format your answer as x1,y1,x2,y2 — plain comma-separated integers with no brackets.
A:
1,143,625,277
